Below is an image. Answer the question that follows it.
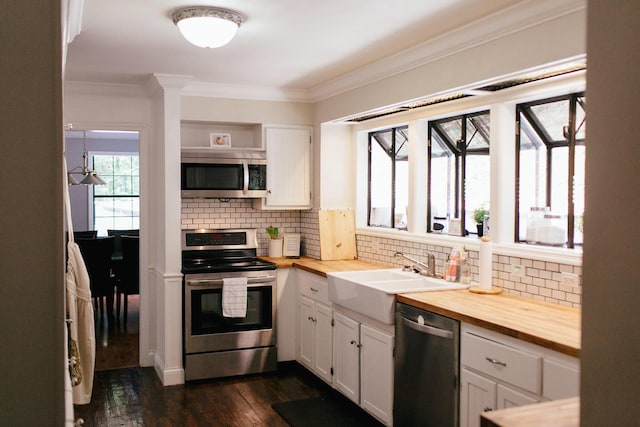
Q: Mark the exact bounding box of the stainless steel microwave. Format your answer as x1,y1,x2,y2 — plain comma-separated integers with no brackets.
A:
181,149,267,198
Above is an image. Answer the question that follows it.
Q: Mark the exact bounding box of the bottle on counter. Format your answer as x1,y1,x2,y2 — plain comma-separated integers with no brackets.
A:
526,207,549,244
459,247,471,284
447,248,460,282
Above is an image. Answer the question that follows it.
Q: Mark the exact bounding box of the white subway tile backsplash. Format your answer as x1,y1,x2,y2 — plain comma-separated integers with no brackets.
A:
181,198,582,307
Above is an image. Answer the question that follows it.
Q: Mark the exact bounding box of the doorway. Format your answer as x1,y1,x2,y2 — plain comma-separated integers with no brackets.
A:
65,129,141,370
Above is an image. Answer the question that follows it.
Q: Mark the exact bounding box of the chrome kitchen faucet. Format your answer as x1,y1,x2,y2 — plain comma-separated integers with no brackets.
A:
394,252,437,277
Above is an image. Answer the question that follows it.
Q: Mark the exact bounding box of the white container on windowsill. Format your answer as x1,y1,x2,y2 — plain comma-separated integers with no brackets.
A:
268,238,283,257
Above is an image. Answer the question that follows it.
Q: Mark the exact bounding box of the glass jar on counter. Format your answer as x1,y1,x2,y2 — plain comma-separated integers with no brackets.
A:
537,213,566,246
526,207,549,244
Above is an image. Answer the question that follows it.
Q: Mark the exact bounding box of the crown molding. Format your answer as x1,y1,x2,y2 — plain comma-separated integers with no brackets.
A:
181,81,311,103
308,0,586,102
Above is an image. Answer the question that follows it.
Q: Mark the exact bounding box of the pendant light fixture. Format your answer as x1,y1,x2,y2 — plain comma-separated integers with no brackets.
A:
67,131,106,185
172,6,244,48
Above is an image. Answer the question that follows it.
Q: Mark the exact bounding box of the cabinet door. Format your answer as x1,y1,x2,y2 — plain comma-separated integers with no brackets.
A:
333,312,360,403
497,384,539,409
297,295,315,369
460,368,496,427
314,302,333,384
360,324,394,426
264,127,311,208
542,358,580,400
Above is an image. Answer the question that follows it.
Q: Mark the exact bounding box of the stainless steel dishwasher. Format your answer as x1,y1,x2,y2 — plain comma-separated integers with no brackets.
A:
394,302,460,427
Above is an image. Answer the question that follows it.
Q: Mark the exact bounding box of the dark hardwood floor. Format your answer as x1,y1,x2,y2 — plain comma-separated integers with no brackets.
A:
75,295,378,426
94,294,140,371
74,364,333,426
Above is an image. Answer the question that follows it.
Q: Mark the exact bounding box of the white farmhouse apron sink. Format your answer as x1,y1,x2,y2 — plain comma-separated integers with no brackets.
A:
327,268,467,324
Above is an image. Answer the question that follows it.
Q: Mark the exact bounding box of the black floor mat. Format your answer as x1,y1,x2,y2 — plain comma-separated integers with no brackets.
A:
272,392,383,427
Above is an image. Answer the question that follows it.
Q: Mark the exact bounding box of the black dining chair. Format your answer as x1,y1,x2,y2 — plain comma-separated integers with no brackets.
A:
116,235,139,326
75,236,116,319
107,229,139,260
73,230,97,239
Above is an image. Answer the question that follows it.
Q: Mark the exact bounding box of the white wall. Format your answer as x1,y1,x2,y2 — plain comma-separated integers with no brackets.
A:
181,96,314,125
581,1,640,424
64,82,156,370
319,123,355,208
314,8,586,124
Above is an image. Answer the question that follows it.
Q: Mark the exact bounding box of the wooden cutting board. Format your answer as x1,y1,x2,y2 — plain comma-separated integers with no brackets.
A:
318,209,357,260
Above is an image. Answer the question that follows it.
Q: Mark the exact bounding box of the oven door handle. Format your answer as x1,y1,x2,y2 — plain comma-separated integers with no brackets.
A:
186,276,276,287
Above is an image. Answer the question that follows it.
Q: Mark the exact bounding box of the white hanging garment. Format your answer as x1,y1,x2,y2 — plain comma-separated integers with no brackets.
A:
64,157,96,405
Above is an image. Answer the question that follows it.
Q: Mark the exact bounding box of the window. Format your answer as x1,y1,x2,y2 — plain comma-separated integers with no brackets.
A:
368,126,408,229
516,92,585,248
92,154,140,236
428,111,490,236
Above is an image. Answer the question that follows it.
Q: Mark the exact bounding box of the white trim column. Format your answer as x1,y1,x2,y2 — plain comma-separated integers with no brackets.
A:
146,74,190,385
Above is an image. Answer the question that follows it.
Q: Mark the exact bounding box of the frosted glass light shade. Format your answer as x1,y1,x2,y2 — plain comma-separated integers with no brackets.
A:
172,7,244,48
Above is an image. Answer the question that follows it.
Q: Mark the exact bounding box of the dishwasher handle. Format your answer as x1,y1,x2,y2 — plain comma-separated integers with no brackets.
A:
398,314,454,339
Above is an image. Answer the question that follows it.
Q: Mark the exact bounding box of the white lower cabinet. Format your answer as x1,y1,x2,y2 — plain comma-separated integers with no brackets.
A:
294,269,393,426
296,270,333,384
460,323,579,427
333,312,360,402
333,311,394,426
360,323,394,425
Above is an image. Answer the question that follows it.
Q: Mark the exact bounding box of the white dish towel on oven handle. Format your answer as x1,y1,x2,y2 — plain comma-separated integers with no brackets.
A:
222,277,248,317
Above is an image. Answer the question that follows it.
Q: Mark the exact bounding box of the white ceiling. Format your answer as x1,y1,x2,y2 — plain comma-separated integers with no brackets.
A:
65,0,525,99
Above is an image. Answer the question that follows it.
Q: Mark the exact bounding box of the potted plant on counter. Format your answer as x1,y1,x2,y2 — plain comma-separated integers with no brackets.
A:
266,226,283,257
473,207,489,237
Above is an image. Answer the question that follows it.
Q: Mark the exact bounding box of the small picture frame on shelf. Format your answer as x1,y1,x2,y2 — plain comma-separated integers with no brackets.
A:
209,133,231,148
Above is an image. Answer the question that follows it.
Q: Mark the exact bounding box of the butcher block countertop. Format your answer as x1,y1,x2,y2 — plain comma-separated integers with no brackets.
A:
481,397,579,427
261,257,580,357
259,256,390,275
397,290,580,357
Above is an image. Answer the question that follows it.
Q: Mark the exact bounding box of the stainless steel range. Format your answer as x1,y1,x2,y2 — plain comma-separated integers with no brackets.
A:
182,228,277,381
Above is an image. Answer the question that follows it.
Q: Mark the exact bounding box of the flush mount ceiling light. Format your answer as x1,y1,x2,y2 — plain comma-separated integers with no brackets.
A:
172,6,244,48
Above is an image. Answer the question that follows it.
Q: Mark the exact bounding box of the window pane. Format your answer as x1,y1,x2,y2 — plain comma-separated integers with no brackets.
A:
94,156,113,175
429,111,489,236
430,153,454,231
92,154,140,235
467,113,490,151
574,145,585,245
576,97,586,141
530,100,569,142
518,121,548,240
517,93,585,247
465,155,490,231
395,128,409,160
550,147,569,214
395,159,408,229
438,119,462,148
370,139,392,227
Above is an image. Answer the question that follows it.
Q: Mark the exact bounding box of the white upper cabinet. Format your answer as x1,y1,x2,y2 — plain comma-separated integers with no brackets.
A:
254,126,312,209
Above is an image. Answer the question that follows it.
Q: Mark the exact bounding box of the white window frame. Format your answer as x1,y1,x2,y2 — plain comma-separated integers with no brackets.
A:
353,71,585,266
89,151,140,236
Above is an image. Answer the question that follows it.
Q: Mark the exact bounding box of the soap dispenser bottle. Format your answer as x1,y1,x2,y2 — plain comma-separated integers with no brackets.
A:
447,248,460,282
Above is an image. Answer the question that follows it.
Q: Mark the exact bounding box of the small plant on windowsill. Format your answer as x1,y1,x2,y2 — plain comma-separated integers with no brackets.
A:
473,207,489,237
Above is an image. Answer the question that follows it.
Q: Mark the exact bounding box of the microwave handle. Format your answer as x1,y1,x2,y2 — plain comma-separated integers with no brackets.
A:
242,160,249,195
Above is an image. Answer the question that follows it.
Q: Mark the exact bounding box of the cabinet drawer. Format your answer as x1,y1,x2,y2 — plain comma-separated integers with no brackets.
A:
298,271,329,303
462,331,541,394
